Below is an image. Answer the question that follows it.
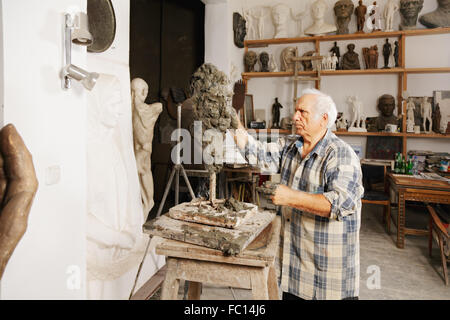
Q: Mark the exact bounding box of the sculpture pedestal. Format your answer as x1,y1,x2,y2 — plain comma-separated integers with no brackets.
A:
348,127,367,132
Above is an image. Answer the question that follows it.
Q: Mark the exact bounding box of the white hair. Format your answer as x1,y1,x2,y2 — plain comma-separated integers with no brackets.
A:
301,88,337,128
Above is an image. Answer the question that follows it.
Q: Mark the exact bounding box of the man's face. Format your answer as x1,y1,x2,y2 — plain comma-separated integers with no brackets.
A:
334,1,353,18
293,95,326,137
400,0,423,19
378,98,395,116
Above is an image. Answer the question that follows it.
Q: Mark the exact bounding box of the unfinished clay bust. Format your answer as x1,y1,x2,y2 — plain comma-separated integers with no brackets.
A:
334,0,355,34
190,63,234,173
399,0,424,30
272,3,290,38
305,0,337,35
131,78,162,218
244,51,258,72
233,12,247,48
0,124,38,280
280,47,296,72
419,0,450,28
341,43,361,69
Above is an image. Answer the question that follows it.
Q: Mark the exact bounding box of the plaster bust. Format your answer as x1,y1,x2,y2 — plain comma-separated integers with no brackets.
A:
399,0,424,30
305,0,337,35
280,47,297,72
244,51,258,72
419,0,450,28
272,4,290,38
334,0,355,34
374,94,399,131
233,12,246,48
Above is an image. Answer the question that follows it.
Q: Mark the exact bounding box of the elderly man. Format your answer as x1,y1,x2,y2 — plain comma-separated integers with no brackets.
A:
231,88,364,300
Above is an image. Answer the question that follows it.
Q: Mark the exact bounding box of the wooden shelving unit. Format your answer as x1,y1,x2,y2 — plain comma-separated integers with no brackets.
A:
242,27,450,155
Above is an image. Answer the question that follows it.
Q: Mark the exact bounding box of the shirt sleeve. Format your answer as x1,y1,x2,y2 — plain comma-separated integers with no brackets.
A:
322,147,364,221
238,133,286,174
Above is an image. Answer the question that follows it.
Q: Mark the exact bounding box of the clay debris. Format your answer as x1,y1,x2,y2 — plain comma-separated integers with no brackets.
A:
256,181,279,196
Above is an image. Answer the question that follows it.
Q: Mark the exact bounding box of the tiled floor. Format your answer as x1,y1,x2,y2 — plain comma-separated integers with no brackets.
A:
153,204,450,300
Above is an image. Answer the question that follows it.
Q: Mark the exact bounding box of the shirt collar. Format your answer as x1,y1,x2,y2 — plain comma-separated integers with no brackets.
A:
294,129,331,158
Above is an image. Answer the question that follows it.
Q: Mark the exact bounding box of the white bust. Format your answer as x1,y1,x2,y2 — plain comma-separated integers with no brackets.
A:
272,4,290,38
305,0,337,35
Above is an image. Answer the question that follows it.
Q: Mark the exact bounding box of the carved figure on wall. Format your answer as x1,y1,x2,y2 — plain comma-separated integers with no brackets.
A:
272,4,291,38
243,9,256,40
432,103,442,133
355,0,368,32
305,0,337,35
399,0,424,30
248,6,269,40
0,124,38,280
244,51,257,72
301,50,315,71
419,0,450,28
384,0,399,31
421,96,432,132
382,39,392,69
394,41,399,67
269,53,279,72
233,12,247,48
334,0,355,34
291,6,306,37
131,78,162,218
371,94,399,131
259,52,270,72
330,42,341,69
341,43,361,69
271,97,283,128
280,47,297,72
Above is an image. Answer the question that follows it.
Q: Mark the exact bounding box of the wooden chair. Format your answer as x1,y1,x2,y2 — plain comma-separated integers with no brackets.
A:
427,204,449,286
361,161,391,233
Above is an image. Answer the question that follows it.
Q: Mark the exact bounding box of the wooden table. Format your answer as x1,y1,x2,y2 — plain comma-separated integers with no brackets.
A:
387,173,450,249
155,216,280,300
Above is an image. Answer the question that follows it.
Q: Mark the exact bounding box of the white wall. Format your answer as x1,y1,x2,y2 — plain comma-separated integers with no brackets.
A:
0,0,87,299
205,0,450,154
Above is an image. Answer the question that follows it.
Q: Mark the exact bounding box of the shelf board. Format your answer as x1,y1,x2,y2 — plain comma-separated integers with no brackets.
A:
244,27,450,48
405,67,450,74
246,128,291,134
405,133,450,139
321,68,404,75
334,131,403,137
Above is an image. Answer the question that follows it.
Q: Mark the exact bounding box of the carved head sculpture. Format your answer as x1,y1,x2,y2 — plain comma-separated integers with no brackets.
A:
233,12,247,48
259,52,270,71
377,94,396,117
334,0,355,19
271,4,290,27
311,0,327,19
399,0,424,29
419,0,450,28
244,51,258,72
280,47,296,72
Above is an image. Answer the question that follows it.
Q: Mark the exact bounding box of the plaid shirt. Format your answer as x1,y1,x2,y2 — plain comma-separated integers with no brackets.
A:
242,129,364,300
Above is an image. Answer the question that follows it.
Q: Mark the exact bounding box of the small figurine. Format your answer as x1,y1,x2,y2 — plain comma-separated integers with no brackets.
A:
305,0,337,35
233,12,247,48
347,96,366,132
382,39,392,69
384,0,399,32
432,103,442,133
280,47,297,72
368,45,379,69
421,96,432,133
368,1,382,32
341,43,361,70
334,0,355,34
419,0,450,28
329,42,341,69
406,97,415,132
331,53,338,70
355,0,368,33
336,112,348,130
271,98,283,129
394,41,399,67
259,52,270,72
399,0,424,30
244,51,258,72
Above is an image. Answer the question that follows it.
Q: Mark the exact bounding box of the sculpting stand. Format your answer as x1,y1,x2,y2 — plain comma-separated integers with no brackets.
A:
130,103,195,299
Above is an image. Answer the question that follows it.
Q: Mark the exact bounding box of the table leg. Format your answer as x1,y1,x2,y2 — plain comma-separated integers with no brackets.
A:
439,237,449,286
187,281,202,300
250,268,269,300
160,258,180,300
267,265,279,300
397,191,405,249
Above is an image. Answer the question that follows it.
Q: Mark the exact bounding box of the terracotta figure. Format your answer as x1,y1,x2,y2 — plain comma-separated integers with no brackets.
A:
355,0,368,32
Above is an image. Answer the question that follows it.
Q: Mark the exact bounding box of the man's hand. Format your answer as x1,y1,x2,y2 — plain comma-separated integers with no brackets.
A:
270,184,292,206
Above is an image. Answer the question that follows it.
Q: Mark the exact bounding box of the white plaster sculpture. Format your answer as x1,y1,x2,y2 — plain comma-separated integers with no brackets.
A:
272,3,291,38
87,74,159,298
406,97,415,132
249,6,269,40
367,2,383,31
269,53,279,72
384,0,399,32
321,56,327,70
326,54,333,70
336,113,348,130
312,52,322,71
243,9,256,40
421,96,432,133
291,7,306,37
305,0,337,36
347,95,366,132
331,53,338,70
131,78,162,219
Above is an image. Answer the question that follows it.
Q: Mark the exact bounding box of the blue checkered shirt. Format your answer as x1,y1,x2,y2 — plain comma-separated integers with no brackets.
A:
241,129,364,300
